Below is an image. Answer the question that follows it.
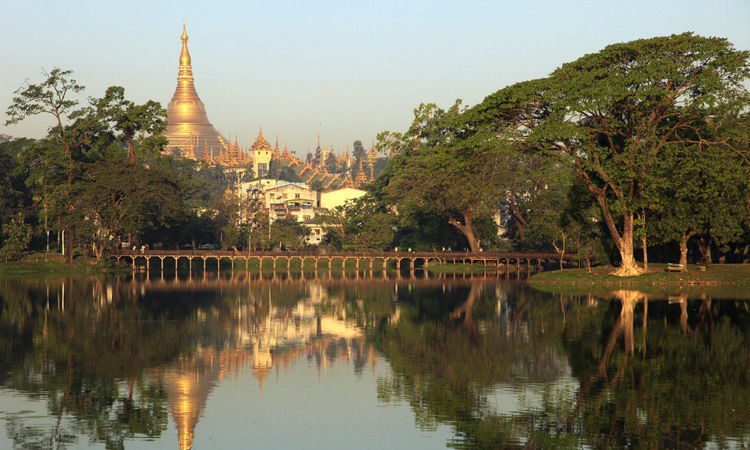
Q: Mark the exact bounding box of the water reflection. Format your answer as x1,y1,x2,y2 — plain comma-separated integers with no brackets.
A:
0,277,749,449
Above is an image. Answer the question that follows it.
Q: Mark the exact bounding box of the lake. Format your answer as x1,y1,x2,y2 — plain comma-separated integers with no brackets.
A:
0,271,748,449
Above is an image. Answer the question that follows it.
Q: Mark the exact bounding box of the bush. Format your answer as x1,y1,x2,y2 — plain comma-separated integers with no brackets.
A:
0,212,32,262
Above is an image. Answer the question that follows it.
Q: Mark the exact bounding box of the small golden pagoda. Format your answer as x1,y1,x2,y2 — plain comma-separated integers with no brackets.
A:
367,144,378,182
280,144,294,162
220,137,252,168
164,24,226,160
272,135,280,159
250,129,272,152
355,158,368,186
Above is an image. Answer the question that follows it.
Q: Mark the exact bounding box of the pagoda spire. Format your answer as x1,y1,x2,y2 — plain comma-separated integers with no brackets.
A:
164,22,226,159
178,22,193,84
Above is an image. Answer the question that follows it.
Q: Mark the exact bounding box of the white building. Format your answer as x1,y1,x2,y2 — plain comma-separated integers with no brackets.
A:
236,178,278,202
265,182,318,222
319,187,367,211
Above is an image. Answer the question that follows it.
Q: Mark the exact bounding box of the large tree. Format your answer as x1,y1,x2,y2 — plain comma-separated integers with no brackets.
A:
6,69,85,261
648,115,750,268
383,102,510,252
75,158,185,259
483,34,749,275
92,86,166,163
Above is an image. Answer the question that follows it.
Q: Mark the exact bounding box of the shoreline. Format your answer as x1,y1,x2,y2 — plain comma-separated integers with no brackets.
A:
528,264,750,298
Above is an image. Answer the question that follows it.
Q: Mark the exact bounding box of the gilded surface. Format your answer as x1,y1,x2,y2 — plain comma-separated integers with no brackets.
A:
164,24,226,159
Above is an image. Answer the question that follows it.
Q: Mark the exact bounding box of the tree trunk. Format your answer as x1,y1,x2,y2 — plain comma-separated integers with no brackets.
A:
595,197,641,277
641,211,648,272
127,134,136,163
93,242,104,261
552,230,566,270
616,237,639,277
698,236,712,265
448,211,480,253
679,233,689,271
509,204,528,241
65,228,73,264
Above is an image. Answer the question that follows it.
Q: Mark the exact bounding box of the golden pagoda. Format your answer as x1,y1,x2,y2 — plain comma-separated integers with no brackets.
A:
355,158,368,186
272,135,280,159
164,24,226,160
250,129,272,152
220,136,252,168
367,144,378,182
280,144,294,162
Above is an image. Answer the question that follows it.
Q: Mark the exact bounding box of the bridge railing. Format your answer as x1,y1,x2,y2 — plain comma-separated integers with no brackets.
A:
112,249,577,260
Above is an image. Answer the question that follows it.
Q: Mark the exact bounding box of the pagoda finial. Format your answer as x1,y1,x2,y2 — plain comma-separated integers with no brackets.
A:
178,22,192,78
317,134,320,148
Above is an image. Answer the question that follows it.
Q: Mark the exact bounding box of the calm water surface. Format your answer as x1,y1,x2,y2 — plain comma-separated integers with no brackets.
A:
0,272,749,449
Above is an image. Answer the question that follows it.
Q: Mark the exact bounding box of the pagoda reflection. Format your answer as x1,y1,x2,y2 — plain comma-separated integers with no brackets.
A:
149,281,386,449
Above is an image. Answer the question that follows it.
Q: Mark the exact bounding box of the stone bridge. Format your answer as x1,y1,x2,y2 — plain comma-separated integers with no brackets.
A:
113,250,578,274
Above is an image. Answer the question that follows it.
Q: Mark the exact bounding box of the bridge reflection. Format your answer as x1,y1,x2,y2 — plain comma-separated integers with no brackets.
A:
121,269,537,287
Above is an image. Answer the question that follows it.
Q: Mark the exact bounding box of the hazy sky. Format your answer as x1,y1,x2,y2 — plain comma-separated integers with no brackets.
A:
1,0,748,153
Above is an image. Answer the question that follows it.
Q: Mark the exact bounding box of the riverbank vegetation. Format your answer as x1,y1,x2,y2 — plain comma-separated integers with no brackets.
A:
2,34,749,277
364,33,750,276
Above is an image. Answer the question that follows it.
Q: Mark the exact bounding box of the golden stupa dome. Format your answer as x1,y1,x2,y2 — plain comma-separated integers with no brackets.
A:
164,23,226,160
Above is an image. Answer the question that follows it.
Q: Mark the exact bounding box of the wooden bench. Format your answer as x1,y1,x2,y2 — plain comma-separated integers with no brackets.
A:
666,263,684,272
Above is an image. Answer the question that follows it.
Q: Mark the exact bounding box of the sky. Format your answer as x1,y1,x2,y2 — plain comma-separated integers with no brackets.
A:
1,0,749,154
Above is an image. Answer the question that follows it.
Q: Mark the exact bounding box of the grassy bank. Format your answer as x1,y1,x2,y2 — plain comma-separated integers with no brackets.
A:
529,263,750,298
0,257,96,277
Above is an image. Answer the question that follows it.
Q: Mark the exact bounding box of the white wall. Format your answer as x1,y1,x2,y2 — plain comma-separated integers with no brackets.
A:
320,188,366,210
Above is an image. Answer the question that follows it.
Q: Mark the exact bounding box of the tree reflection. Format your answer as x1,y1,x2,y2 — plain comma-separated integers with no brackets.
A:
0,278,206,449
371,282,750,449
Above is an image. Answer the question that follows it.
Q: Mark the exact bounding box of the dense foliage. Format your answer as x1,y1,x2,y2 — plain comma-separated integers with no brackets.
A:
1,70,236,261
368,33,750,272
